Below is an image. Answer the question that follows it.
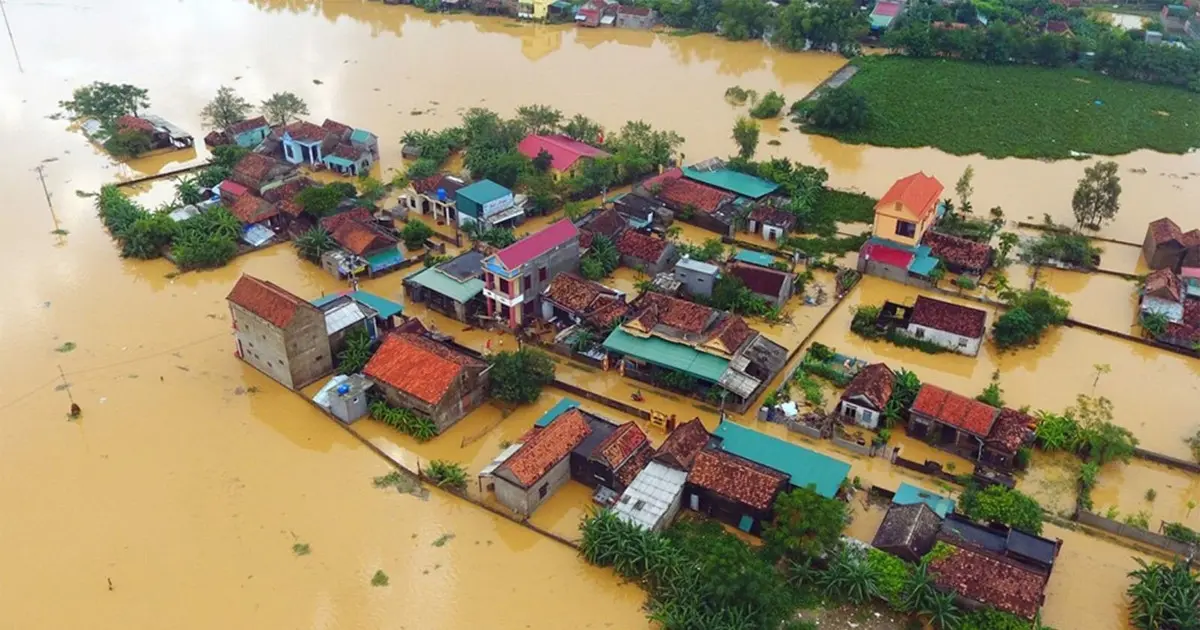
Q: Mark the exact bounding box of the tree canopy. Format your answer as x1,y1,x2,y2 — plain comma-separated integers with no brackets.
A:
488,348,556,405
261,91,309,126
731,116,760,159
762,486,848,563
1072,160,1121,230
201,86,254,130
60,82,150,125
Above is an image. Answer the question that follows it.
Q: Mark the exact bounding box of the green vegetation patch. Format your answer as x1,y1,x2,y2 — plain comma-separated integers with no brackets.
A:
815,56,1200,159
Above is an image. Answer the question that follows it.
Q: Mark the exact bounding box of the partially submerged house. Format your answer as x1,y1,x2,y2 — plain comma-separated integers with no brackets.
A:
639,168,738,236
321,208,404,277
836,362,895,430
923,230,992,276
726,261,794,307
456,179,523,229
882,296,988,356
909,384,1000,460
615,4,656,28
1143,217,1200,271
602,293,787,412
483,219,581,328
674,256,720,298
206,116,271,149
310,290,404,357
229,195,282,234
405,173,468,225
280,119,379,176
363,332,489,433
574,418,653,495
517,134,609,181
747,205,796,242
226,275,333,389
404,250,487,323
615,230,676,275
540,273,626,326
231,152,297,196
492,408,593,516
115,114,194,151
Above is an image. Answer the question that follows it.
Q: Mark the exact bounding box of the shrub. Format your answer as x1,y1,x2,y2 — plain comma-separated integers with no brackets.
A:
749,90,787,119
805,86,871,132
762,486,847,563
489,348,555,405
954,275,978,290
426,460,468,491
866,548,912,604
1034,411,1079,452
1128,558,1200,630
959,484,1044,534
401,220,435,250
849,305,883,338
992,288,1070,349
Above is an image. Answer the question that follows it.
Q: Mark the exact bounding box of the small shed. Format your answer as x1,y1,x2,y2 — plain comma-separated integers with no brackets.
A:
613,461,688,531
312,374,374,424
674,256,720,298
872,502,943,563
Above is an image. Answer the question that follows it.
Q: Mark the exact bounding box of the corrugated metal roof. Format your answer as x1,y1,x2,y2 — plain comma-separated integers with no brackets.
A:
323,300,368,335
713,420,851,499
893,482,956,517
311,291,404,319
676,257,719,275
733,249,777,268
406,267,485,304
602,329,729,383
613,461,687,530
681,167,779,199
535,397,581,427
457,179,512,205
480,443,525,477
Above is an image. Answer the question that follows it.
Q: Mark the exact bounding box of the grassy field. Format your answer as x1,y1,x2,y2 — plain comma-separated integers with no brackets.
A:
810,56,1200,159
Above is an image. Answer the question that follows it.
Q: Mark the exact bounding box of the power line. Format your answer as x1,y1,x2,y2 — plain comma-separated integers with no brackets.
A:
0,0,23,73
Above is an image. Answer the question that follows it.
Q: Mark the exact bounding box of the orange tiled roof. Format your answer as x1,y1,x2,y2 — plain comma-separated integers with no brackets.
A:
117,115,155,134
688,449,787,511
630,293,714,335
1148,217,1183,245
363,333,483,405
709,315,754,352
911,384,998,437
227,116,269,136
226,274,307,328
284,120,328,143
878,172,944,220
332,220,396,256
230,195,278,224
615,230,670,263
233,152,278,185
594,422,649,469
654,418,710,470
499,409,592,487
930,545,1048,620
615,446,654,487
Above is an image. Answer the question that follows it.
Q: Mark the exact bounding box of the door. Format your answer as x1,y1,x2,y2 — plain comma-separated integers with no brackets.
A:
738,514,755,532
689,493,699,511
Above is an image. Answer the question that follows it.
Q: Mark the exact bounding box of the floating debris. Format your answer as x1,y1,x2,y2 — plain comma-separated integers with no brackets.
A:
292,543,311,556
55,342,76,353
312,79,324,85
370,570,389,586
50,228,69,235
432,533,455,547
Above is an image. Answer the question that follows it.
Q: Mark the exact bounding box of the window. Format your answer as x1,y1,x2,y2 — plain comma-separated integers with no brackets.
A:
499,278,509,293
539,267,547,281
895,220,916,238
957,338,967,348
523,275,531,291
914,327,925,339
538,484,549,498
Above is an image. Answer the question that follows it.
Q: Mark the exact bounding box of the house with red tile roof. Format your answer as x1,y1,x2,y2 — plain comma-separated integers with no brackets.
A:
231,152,297,195
726,261,794,307
1141,267,1186,324
206,115,271,149
930,542,1049,620
909,384,1001,460
540,273,626,326
483,219,581,329
638,168,739,237
1143,217,1200,271
616,229,676,275
363,332,489,433
686,449,789,534
923,230,993,275
229,195,281,228
403,173,468,225
902,296,988,356
517,134,609,180
262,177,316,220
982,408,1035,471
226,274,332,389
492,408,593,516
872,172,944,248
616,3,657,28
836,363,894,430
747,204,796,242
578,420,651,494
654,418,712,471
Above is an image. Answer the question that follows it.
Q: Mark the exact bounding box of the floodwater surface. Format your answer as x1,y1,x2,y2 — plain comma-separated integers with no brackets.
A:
2,0,1198,628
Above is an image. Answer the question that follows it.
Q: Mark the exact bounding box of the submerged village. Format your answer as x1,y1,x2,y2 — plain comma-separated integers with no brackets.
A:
9,0,1200,629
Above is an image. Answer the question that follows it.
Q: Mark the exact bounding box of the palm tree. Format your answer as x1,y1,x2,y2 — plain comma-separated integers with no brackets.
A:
294,227,336,262
921,590,962,630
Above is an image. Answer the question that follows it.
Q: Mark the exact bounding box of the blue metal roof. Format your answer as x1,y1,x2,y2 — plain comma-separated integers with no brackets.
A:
458,179,512,205
535,397,581,427
893,482,955,517
311,290,404,319
734,249,776,268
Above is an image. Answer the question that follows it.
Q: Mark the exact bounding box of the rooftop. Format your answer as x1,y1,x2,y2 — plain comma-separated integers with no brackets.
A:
616,230,670,262
284,120,328,143
494,219,578,270
930,545,1048,620
840,362,894,410
709,315,754,354
749,204,796,228
645,168,733,214
406,266,485,304
332,220,396,256
230,195,278,224
322,118,353,137
227,116,269,135
654,418,711,470
310,290,404,319
688,449,788,511
910,295,987,339
594,422,649,470
893,482,956,517
911,384,999,437
861,239,916,269
1144,268,1184,303
543,274,619,314
603,328,729,382
681,166,780,200
675,256,720,276
627,292,716,335
924,231,992,272
458,179,512,205
517,134,609,171
733,249,777,268
1148,217,1184,245
580,207,627,239
363,333,484,405
872,502,942,555
497,409,592,488
117,115,156,134
727,261,789,298
534,398,581,428
878,172,944,220
412,173,467,198
226,275,309,329
613,461,688,530
233,152,281,184
986,408,1033,455
713,420,851,498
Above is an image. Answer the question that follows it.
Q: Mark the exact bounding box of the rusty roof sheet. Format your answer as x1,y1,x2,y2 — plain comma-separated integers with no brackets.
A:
688,449,787,511
498,409,592,487
654,418,710,470
728,262,788,298
616,230,669,263
910,296,987,339
631,293,714,335
543,274,613,313
363,333,482,406
1144,268,1184,302
1148,217,1184,245
594,422,649,470
987,407,1033,455
749,205,795,228
229,195,279,224
841,363,894,410
911,384,999,437
226,274,308,328
931,545,1048,620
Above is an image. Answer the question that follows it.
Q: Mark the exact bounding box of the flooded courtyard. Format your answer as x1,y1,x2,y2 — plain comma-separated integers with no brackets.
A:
2,0,1200,628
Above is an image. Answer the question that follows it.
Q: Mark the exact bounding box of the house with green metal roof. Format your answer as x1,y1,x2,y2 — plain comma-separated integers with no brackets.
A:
733,249,777,268
681,165,780,200
455,179,522,228
602,328,731,383
403,250,487,323
712,420,851,499
310,290,405,357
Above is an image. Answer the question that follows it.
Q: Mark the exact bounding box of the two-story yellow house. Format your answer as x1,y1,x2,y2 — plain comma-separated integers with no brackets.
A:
872,172,944,247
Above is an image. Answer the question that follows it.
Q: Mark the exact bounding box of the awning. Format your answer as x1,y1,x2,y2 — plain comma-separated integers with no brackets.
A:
603,329,729,383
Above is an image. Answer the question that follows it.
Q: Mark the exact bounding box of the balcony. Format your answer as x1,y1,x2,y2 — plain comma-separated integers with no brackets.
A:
484,287,524,308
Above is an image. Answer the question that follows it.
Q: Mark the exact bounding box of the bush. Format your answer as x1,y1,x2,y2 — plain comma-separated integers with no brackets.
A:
850,305,883,338
794,372,825,406
805,86,871,132
489,348,555,405
866,548,912,604
336,326,376,374
426,460,468,491
992,288,1070,349
1021,230,1102,268
1128,558,1200,630
959,484,1044,534
749,90,787,119
368,399,438,441
657,369,698,393
954,275,978,290
579,234,619,280
401,220,435,250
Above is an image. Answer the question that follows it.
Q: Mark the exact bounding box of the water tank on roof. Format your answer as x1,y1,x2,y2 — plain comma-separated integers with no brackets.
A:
437,187,446,201
336,383,351,396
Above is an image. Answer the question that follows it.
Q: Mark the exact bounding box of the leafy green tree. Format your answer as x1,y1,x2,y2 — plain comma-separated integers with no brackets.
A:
580,234,620,280
562,114,603,143
357,176,387,204
337,326,376,374
210,145,251,169
200,86,254,130
773,0,867,53
295,185,349,218
488,348,556,405
731,116,760,159
532,149,554,172
470,150,527,188
718,0,772,41
260,91,309,126
606,121,684,180
60,82,150,124
401,220,435,250
711,274,770,316
762,486,847,563
749,90,787,119
1072,161,1121,230
1070,394,1137,465
807,86,871,132
818,549,881,605
120,212,176,259
406,158,439,181
294,227,337,262
176,177,204,205
515,104,563,135
958,484,1044,534
921,590,963,630
103,129,153,158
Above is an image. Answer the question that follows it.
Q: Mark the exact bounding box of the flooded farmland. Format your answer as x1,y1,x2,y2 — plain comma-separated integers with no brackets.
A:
2,0,1199,628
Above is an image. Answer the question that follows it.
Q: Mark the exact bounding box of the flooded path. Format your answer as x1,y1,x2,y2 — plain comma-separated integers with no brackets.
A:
2,0,1199,627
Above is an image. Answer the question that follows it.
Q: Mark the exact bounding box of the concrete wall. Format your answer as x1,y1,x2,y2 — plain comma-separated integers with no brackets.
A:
839,400,881,429
1077,510,1196,557
375,366,489,433
231,304,332,390
674,265,717,298
615,9,655,28
905,323,982,356
494,455,572,517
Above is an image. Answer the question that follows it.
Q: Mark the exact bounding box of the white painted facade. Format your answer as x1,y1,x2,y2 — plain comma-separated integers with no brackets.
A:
904,323,982,356
838,398,882,430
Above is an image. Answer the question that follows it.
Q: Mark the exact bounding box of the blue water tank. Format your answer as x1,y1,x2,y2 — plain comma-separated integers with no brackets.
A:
437,187,446,201
336,383,351,395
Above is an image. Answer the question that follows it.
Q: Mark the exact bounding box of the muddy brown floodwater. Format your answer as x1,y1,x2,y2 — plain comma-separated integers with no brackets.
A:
2,0,1198,628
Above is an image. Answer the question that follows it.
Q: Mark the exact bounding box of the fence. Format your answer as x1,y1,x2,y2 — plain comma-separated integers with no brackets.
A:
551,380,651,421
1132,448,1200,474
1076,510,1196,558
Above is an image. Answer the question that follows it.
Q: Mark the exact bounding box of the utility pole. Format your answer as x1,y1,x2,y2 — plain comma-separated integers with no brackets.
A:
0,0,22,73
35,165,61,233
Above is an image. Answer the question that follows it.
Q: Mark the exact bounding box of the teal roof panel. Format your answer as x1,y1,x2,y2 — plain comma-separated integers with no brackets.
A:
681,167,780,199
713,420,851,499
406,267,485,303
311,290,404,318
535,397,581,427
893,482,956,517
602,329,729,383
734,249,776,268
458,179,512,205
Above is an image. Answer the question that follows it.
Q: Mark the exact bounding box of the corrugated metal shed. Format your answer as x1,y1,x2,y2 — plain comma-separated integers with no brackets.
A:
613,461,687,531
